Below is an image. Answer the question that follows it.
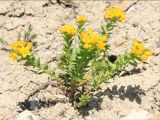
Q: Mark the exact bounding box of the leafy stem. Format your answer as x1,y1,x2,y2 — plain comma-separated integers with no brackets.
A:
91,52,135,89
58,35,73,72
101,20,117,35
22,55,55,78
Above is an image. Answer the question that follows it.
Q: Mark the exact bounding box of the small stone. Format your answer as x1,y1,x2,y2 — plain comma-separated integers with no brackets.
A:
16,110,40,120
142,65,147,70
29,100,39,110
133,22,139,27
119,71,126,76
50,0,57,4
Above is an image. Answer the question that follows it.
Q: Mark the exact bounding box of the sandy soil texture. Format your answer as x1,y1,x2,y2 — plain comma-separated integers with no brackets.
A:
0,0,160,120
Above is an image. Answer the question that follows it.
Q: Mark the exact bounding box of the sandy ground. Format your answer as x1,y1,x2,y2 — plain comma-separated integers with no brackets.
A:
0,0,160,120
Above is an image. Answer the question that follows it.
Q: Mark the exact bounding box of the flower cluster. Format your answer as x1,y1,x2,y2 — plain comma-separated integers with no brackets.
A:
76,15,87,24
80,29,108,50
104,6,126,23
131,39,152,61
59,25,77,37
9,40,32,60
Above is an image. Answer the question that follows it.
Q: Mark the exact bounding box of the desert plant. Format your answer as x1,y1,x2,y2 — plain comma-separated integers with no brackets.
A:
9,29,55,78
58,7,152,107
8,7,152,108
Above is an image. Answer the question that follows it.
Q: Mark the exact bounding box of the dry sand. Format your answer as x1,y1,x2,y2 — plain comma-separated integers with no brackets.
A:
0,0,160,120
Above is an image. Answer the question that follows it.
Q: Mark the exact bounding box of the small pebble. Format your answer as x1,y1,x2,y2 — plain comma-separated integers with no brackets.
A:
142,66,146,70
133,22,139,27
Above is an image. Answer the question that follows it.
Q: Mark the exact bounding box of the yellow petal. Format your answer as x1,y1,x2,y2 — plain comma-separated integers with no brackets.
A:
97,41,106,50
104,6,126,23
83,43,91,49
9,52,18,60
26,42,32,49
133,39,139,47
134,50,142,55
100,35,108,42
141,55,148,62
144,50,152,56
76,15,87,24
59,25,77,36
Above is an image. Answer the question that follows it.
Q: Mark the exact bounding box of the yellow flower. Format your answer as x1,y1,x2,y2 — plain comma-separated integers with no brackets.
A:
83,43,91,49
104,7,126,23
97,41,106,50
135,50,143,56
76,15,87,24
26,42,32,50
19,42,32,58
87,29,94,36
99,35,108,42
144,50,152,56
133,39,139,47
131,39,145,55
9,40,32,59
80,32,91,43
131,39,152,61
138,43,145,51
59,25,77,36
141,55,148,62
80,29,108,50
9,52,18,60
19,47,32,58
10,40,25,52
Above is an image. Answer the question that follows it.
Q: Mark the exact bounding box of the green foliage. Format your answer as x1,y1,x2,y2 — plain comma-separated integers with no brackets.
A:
0,38,4,45
101,20,117,35
7,12,151,109
23,55,54,77
77,93,90,108
58,35,73,72
15,29,54,78
17,25,37,46
23,26,37,41
58,19,140,108
90,52,134,89
70,45,96,83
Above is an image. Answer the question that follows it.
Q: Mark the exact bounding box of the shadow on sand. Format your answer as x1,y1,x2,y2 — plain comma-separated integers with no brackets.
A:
18,84,146,117
78,85,146,117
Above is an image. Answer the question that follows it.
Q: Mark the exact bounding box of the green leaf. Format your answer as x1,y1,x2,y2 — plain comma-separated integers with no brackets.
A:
77,93,90,108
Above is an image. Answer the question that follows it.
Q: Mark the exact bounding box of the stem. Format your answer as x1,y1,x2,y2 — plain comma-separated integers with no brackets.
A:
24,55,55,77
101,21,117,35
111,53,133,75
91,52,134,89
59,35,73,72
